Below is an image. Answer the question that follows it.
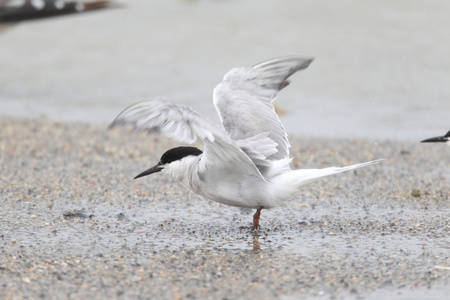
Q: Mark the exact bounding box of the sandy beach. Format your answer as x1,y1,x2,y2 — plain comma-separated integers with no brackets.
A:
1,1,449,298
0,117,448,299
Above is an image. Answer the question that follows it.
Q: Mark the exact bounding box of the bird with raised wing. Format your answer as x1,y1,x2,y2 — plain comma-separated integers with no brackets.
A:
109,57,382,229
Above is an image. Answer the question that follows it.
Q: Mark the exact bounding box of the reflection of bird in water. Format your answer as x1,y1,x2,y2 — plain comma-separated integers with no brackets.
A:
252,233,261,252
110,57,383,229
421,130,450,147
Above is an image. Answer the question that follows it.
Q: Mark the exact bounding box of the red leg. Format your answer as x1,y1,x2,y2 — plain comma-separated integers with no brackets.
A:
253,207,264,230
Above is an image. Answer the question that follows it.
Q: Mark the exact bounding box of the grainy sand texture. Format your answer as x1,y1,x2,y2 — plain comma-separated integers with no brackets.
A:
1,117,449,299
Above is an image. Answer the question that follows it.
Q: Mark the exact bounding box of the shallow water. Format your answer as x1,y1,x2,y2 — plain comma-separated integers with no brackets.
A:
1,0,449,140
1,118,448,299
5,196,448,260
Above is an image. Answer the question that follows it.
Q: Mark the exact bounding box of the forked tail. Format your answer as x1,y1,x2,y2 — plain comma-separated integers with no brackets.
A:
272,159,384,198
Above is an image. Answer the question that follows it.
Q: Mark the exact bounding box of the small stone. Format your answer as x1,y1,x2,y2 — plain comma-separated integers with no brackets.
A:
411,189,421,198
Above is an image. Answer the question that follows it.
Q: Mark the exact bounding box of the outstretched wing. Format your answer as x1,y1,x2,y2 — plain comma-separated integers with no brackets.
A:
109,98,266,181
109,98,219,143
213,56,313,161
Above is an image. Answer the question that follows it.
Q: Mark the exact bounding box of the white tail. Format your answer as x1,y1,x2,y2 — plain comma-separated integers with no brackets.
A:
271,159,384,200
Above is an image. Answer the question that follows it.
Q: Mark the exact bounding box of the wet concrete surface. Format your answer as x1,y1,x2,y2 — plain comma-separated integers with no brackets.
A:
0,117,449,299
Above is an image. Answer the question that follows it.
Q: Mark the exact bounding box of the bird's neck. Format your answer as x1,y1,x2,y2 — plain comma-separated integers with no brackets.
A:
163,156,200,184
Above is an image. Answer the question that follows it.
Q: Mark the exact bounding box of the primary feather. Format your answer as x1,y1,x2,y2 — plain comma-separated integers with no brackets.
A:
213,57,313,161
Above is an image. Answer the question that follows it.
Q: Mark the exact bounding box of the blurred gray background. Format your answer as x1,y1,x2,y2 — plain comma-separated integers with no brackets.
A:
1,0,449,140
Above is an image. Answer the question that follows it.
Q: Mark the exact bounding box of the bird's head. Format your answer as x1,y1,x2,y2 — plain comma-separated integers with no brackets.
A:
134,146,203,179
421,130,450,146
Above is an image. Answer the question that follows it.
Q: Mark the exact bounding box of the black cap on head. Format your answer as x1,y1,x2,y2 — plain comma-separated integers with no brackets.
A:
421,130,450,144
134,146,203,180
160,146,203,164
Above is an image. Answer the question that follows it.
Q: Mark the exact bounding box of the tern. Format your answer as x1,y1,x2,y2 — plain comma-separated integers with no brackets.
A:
109,57,382,229
421,130,450,146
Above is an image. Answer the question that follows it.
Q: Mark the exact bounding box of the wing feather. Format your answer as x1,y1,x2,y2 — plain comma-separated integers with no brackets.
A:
109,98,266,181
109,98,219,143
213,56,313,161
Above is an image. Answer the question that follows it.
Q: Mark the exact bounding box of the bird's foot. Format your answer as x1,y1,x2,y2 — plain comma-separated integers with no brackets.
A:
252,207,264,230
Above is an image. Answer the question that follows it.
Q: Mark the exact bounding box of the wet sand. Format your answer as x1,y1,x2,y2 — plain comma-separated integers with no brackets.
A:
0,117,448,299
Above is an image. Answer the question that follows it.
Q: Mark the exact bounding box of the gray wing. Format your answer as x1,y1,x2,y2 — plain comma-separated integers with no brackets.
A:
109,98,266,181
213,56,313,160
109,97,221,143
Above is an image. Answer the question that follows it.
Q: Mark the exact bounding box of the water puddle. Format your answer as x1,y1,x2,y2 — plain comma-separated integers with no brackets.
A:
3,200,448,259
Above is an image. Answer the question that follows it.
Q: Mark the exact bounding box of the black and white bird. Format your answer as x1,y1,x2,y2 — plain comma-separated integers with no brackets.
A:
421,130,450,146
109,57,382,229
